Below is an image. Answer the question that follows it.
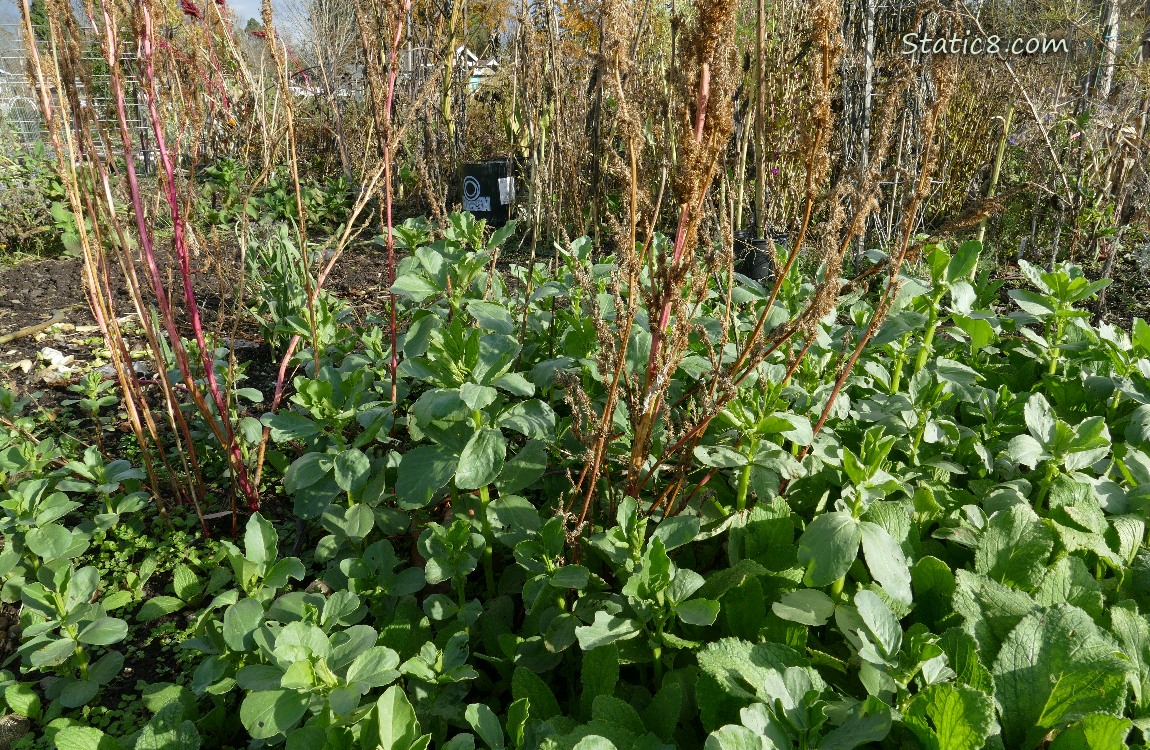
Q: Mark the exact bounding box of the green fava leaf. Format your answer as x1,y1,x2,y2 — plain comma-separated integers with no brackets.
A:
395,444,458,508
1048,713,1132,750
860,521,912,605
240,689,311,740
575,611,642,651
796,511,861,587
975,505,1055,590
53,726,124,750
993,604,1132,749
456,427,507,490
772,588,836,626
78,616,128,646
675,599,720,626
465,702,505,750
902,683,998,750
371,685,421,750
223,597,264,652
346,646,401,689
334,448,371,494
704,725,772,750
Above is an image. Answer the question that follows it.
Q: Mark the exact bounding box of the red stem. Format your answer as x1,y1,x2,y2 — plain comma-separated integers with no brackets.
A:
139,4,257,508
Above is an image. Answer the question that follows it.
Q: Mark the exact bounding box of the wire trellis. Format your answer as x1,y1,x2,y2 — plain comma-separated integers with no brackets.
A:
0,21,154,171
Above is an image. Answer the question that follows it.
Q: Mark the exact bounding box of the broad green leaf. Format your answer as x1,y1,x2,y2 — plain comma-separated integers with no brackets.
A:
696,638,816,702
1035,556,1104,619
58,677,100,708
551,565,590,589
261,411,321,442
993,604,1131,748
31,636,77,668
772,589,835,626
1006,435,1046,469
468,300,516,334
952,570,1036,666
1110,604,1150,706
495,439,547,495
78,616,128,646
819,695,892,750
902,683,997,750
675,599,720,626
172,565,201,601
796,511,861,587
137,596,185,622
947,241,981,283
1048,713,1132,750
512,667,561,720
5,683,41,720
953,315,995,352
346,646,401,689
506,697,530,748
938,628,994,694
853,589,903,659
975,505,1054,590
584,639,621,717
240,689,311,740
26,523,75,561
643,682,683,742
134,703,201,750
911,556,956,629
456,427,506,490
395,444,458,508
497,400,555,440
53,726,123,750
281,453,328,494
244,512,278,566
465,703,505,750
1009,289,1057,316
460,383,499,411
704,725,772,750
1024,393,1056,443
653,515,702,551
223,598,264,652
372,685,420,750
390,273,438,301
860,521,912,604
575,611,642,651
693,445,749,468
334,448,371,494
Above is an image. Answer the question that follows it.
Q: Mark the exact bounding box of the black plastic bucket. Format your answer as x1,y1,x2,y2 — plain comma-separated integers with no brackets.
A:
734,229,778,283
460,158,514,227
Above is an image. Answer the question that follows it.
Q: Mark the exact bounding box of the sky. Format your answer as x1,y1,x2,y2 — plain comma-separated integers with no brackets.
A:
0,0,290,32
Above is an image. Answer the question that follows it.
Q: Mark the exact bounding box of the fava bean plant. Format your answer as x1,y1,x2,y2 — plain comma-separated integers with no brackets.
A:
2,218,1150,750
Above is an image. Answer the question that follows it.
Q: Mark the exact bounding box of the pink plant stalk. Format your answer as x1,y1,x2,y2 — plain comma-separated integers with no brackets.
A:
133,2,259,509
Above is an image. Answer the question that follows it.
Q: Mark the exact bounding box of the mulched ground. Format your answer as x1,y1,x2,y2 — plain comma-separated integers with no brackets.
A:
0,241,397,402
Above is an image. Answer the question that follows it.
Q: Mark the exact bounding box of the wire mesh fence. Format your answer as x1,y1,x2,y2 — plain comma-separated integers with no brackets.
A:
0,21,154,171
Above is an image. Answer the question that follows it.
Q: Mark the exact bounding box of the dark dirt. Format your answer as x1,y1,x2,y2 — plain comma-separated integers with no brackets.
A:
0,242,397,403
2,233,1147,405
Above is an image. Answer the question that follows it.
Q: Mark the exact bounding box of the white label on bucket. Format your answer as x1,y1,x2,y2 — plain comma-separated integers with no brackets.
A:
498,177,514,205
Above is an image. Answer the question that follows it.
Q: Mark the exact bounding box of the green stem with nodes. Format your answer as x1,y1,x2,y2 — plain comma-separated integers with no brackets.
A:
1109,387,1122,418
910,417,928,466
473,410,496,598
735,438,760,513
888,333,912,395
912,288,947,377
1047,317,1066,376
1034,462,1057,510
